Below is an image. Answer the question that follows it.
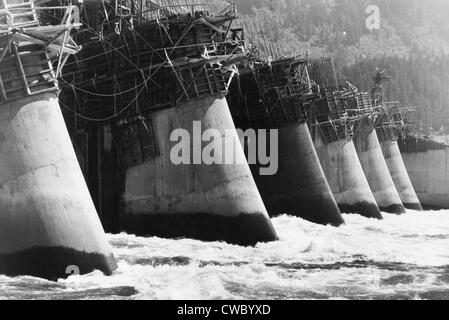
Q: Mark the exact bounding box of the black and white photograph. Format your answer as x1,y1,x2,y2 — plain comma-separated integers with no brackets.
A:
0,0,448,304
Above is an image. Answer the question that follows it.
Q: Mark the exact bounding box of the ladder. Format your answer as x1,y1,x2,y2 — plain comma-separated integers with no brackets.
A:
0,0,81,102
0,0,39,29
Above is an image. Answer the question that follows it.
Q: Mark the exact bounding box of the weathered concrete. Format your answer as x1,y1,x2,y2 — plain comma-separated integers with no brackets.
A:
252,122,344,226
121,94,278,246
0,93,117,280
380,140,423,210
310,126,382,219
354,118,405,214
399,137,449,209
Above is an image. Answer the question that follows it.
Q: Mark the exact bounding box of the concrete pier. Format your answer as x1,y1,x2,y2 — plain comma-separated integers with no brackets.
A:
311,126,382,219
0,93,117,280
380,140,423,210
399,136,449,209
354,118,405,214
121,94,278,246
226,58,343,226
252,122,344,226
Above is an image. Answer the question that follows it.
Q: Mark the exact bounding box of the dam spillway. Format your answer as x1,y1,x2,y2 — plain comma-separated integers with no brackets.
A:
0,2,117,279
59,3,278,245
227,58,344,226
398,135,449,209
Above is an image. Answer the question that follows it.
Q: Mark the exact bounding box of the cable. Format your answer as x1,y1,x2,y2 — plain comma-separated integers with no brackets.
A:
60,83,143,122
72,18,163,89
60,77,146,97
62,43,129,67
133,26,166,61
60,59,168,122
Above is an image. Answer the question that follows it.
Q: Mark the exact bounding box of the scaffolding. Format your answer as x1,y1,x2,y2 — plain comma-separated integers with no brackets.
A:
374,101,406,142
305,56,396,144
0,0,80,102
308,56,339,91
304,55,359,144
56,1,244,171
227,56,313,130
308,90,353,144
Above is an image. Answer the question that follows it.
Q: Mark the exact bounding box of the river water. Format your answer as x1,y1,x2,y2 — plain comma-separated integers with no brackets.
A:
1,210,449,300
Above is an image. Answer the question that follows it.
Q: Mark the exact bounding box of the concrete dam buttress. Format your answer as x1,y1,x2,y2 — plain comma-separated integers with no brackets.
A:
0,5,117,278
227,59,344,226
310,126,382,219
354,117,405,214
380,140,422,210
0,94,117,279
373,74,422,211
307,88,382,219
307,58,382,219
122,94,278,245
60,6,278,246
376,116,423,211
261,122,344,226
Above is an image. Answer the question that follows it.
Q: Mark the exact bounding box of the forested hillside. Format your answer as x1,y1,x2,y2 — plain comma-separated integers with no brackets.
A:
236,0,449,131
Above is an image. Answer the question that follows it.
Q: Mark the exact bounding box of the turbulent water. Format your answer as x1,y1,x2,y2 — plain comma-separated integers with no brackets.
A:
1,210,449,300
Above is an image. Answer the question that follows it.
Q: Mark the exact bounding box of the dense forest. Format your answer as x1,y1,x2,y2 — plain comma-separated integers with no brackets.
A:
235,0,449,131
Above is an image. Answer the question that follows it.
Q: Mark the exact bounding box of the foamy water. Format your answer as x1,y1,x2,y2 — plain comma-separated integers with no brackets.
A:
1,211,449,300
